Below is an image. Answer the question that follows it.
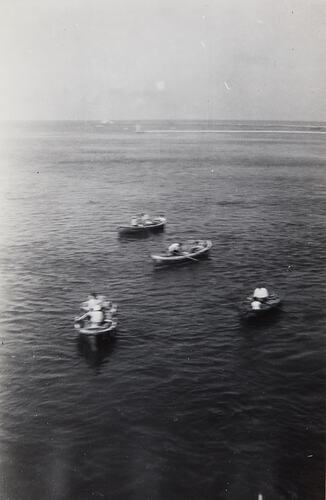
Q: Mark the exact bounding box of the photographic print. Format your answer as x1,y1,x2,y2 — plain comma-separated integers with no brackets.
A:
0,1,325,499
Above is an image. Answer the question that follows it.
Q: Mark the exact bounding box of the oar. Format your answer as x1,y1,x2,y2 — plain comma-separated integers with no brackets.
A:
184,254,199,262
75,312,89,322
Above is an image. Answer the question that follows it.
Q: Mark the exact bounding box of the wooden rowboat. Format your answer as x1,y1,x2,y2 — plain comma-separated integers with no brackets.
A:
151,240,212,264
241,293,282,320
118,216,166,235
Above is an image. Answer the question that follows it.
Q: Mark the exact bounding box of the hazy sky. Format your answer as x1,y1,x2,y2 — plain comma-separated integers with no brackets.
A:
1,0,325,121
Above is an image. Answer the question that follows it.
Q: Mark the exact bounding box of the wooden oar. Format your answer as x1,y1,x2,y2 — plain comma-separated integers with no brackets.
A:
75,312,89,322
184,254,199,262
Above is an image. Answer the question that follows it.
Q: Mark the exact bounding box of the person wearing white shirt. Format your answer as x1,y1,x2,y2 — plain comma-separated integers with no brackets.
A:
85,293,101,311
168,242,182,255
251,300,262,310
253,287,269,302
89,305,105,326
141,213,152,225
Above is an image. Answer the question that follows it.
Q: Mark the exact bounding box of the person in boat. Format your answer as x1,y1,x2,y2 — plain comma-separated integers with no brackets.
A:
99,296,115,317
97,295,111,309
76,300,109,325
253,287,269,303
84,293,101,311
131,216,139,226
104,307,113,321
168,242,183,255
190,240,202,252
140,213,152,225
89,305,105,327
251,299,262,310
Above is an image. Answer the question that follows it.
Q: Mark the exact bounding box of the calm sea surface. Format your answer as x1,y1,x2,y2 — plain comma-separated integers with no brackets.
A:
0,121,325,500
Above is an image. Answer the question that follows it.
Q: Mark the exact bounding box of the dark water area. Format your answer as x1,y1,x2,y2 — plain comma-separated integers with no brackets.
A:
0,121,325,500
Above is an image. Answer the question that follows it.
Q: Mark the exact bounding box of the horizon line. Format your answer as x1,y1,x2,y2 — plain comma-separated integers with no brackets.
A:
0,118,326,124
143,129,326,135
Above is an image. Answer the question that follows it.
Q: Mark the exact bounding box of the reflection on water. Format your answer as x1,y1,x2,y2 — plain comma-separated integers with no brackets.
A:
77,335,117,371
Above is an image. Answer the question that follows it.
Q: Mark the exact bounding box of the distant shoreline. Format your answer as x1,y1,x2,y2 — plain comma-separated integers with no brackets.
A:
143,129,326,135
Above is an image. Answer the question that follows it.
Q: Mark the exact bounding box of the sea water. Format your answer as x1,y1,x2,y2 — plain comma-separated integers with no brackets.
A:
0,121,325,499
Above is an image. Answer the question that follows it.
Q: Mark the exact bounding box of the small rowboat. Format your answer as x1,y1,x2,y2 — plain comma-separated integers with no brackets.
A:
118,216,166,235
75,299,118,336
241,292,282,320
74,319,118,336
151,239,212,264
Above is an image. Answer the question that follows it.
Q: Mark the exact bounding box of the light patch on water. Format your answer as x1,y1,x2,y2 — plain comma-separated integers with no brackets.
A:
155,81,165,92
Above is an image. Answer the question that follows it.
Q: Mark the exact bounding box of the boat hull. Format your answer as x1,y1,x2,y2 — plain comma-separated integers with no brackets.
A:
118,217,166,235
74,319,117,336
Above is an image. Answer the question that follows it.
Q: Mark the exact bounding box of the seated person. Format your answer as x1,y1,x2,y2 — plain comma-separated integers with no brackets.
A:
89,305,105,326
190,240,202,252
84,293,101,311
168,242,182,255
141,213,152,225
251,299,262,310
97,295,111,309
253,287,269,302
104,309,113,321
131,216,139,226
